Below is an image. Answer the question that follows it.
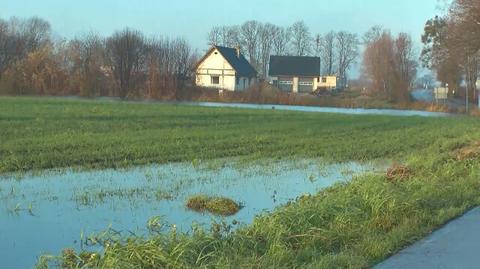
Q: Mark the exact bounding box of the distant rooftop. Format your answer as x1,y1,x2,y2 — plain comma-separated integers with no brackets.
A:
269,56,320,77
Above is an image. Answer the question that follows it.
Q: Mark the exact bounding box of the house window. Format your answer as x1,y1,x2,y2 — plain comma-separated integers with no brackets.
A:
211,76,220,85
236,77,240,85
322,77,327,83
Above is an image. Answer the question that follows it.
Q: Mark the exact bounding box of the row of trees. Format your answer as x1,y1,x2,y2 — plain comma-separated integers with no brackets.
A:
0,17,198,98
421,0,480,106
0,16,421,103
207,21,360,85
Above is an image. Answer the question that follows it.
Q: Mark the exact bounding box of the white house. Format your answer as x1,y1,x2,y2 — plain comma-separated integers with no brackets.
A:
195,46,257,91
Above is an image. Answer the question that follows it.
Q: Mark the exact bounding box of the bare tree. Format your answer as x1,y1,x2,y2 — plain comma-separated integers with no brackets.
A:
272,26,290,56
321,31,336,75
393,33,418,101
290,21,312,56
363,25,383,45
336,31,359,87
207,26,221,46
258,23,276,78
240,21,261,68
0,17,52,79
68,32,107,97
221,26,241,48
106,28,146,98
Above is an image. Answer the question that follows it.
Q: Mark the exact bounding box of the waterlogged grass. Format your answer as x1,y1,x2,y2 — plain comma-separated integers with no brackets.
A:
186,195,242,216
1,96,477,174
38,142,480,269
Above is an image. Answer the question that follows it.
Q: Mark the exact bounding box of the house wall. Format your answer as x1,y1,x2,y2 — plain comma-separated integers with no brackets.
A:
195,48,236,91
318,76,337,90
236,77,256,91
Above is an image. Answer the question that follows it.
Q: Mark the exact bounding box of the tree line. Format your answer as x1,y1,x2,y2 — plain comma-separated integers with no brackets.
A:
207,21,360,86
0,17,198,98
4,4,477,106
421,0,480,106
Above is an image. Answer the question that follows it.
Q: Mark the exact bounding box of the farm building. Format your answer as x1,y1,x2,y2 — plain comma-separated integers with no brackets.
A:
195,46,257,91
268,55,338,92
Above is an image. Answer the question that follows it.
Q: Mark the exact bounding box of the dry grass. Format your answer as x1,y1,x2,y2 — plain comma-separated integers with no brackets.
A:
386,164,412,182
455,141,480,161
186,195,241,216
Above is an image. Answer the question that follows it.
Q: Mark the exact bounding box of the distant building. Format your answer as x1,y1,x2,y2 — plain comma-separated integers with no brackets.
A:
269,56,320,93
194,46,257,91
268,55,338,93
317,76,338,90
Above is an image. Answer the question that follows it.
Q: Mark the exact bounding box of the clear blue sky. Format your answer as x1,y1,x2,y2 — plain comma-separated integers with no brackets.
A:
1,0,443,51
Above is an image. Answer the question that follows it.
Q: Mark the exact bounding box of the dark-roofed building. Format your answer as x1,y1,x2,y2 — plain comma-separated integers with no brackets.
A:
195,46,257,91
269,55,337,93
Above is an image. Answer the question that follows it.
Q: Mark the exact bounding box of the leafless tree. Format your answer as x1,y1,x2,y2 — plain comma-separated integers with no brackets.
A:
105,28,146,98
272,26,290,56
290,21,312,56
144,36,196,99
258,23,276,78
207,26,221,46
0,17,51,79
393,33,418,101
221,26,241,48
321,31,336,75
240,21,261,68
336,31,359,87
68,32,107,97
363,25,383,45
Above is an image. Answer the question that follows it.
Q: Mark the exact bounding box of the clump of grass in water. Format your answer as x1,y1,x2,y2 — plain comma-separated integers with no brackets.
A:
186,195,242,216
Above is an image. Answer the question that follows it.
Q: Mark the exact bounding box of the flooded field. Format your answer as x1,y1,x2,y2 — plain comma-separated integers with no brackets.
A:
0,159,382,268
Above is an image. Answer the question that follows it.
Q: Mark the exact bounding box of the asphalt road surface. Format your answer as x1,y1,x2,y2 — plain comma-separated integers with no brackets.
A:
375,208,480,269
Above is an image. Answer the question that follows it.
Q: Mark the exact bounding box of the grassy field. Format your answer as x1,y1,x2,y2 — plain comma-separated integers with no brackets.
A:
1,97,480,268
0,96,478,174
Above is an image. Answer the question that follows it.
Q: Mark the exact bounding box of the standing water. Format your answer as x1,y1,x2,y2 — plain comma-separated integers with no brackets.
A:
0,159,382,268
184,101,451,117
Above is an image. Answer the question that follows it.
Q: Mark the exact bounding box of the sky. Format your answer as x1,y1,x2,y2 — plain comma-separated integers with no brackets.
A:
1,0,444,48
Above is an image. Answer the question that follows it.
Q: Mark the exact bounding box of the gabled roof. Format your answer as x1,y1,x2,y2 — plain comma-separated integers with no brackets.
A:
195,46,257,77
269,56,320,77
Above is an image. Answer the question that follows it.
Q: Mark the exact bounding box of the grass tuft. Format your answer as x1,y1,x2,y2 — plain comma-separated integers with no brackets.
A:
186,195,241,216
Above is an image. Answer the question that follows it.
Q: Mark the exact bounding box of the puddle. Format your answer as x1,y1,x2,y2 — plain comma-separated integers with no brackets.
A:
183,101,451,117
0,159,382,268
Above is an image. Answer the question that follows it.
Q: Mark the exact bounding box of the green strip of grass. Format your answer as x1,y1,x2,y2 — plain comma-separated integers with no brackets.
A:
1,96,478,174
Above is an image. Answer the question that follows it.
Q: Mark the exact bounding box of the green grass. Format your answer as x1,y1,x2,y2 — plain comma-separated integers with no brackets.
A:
1,97,480,268
1,96,478,174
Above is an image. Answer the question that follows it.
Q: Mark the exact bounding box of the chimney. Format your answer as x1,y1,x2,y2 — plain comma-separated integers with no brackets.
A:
235,46,240,58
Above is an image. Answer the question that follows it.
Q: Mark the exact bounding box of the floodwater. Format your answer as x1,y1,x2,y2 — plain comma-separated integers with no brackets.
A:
185,101,451,117
0,159,381,269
